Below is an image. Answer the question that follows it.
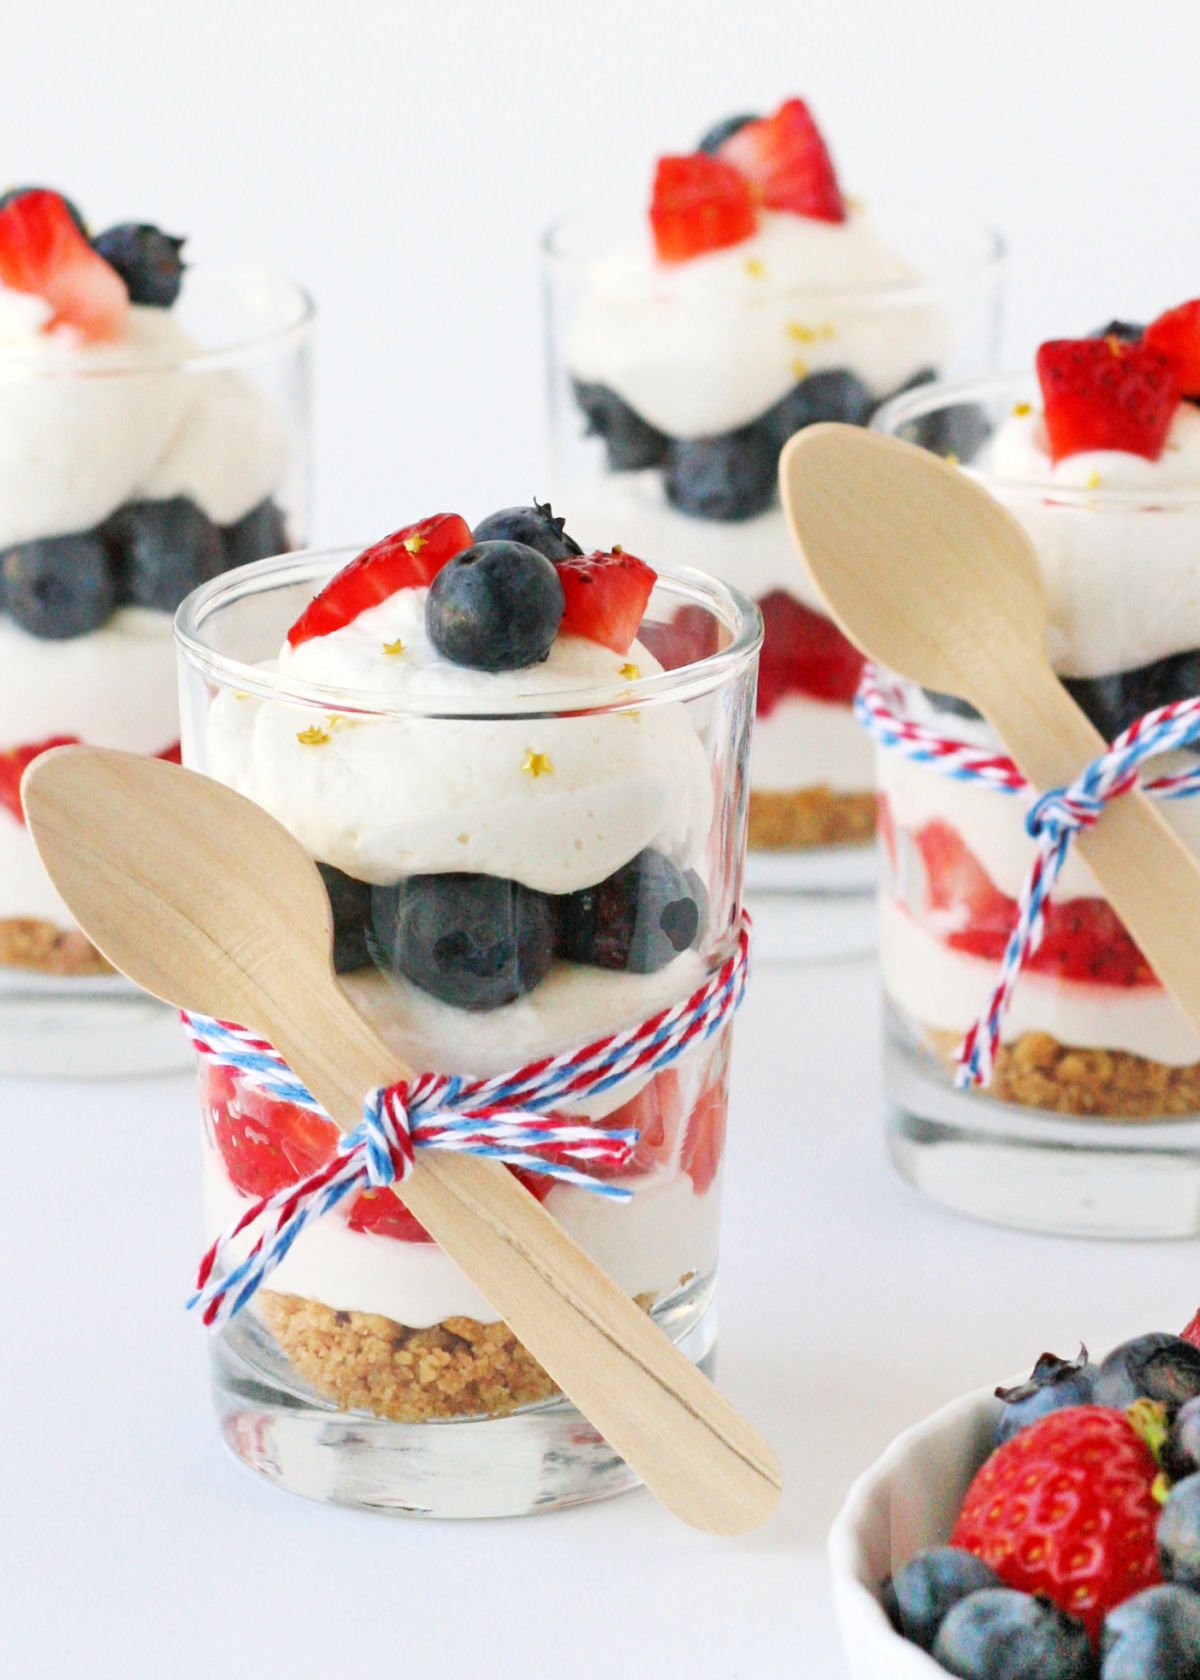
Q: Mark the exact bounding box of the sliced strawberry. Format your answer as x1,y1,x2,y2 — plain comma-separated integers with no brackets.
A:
286,513,473,646
1182,1307,1200,1350
649,153,756,264
0,189,128,343
680,1073,728,1194
347,1166,554,1243
1144,299,1200,398
0,735,80,824
719,98,845,223
555,548,656,654
756,590,863,713
585,1067,687,1181
202,1063,338,1199
1036,337,1180,463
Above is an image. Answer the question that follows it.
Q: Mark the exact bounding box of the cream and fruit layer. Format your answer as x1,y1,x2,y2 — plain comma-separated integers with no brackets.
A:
199,589,724,1326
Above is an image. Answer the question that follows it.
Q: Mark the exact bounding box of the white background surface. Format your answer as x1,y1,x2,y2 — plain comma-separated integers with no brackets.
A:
6,3,1200,1675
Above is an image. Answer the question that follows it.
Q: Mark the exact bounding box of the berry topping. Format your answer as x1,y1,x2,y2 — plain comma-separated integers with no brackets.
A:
1101,1585,1200,1679
287,514,473,646
765,367,875,443
0,735,80,824
425,540,565,672
882,1548,1003,1652
932,1589,1093,1680
664,421,778,522
697,113,759,155
1165,1397,1200,1483
1,533,117,639
372,872,556,1012
1157,1473,1200,1589
472,501,583,561
1182,1307,1200,1351
223,498,290,568
1144,299,1200,399
557,849,705,974
1094,1333,1200,1414
951,1406,1164,1644
0,186,87,236
92,223,185,308
756,592,865,712
570,379,669,472
649,153,756,264
1089,319,1145,344
0,188,128,343
555,548,656,653
1035,337,1181,464
994,1346,1098,1447
316,862,373,973
718,98,845,223
105,497,224,612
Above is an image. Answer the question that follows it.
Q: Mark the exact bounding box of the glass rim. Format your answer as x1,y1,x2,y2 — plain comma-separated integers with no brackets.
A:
175,547,763,719
541,200,1006,304
873,370,1200,510
0,264,315,382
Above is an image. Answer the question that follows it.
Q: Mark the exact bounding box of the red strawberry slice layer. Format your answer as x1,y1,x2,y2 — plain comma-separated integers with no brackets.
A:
286,513,473,646
0,189,128,344
555,548,656,654
1144,298,1200,398
756,589,864,713
719,98,845,223
1036,336,1180,463
680,1070,728,1194
912,819,1156,987
1182,1307,1200,1349
650,154,756,264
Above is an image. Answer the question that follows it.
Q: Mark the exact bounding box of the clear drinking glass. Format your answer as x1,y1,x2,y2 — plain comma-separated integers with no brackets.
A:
544,205,1003,961
176,549,760,1516
0,266,312,1077
873,373,1200,1237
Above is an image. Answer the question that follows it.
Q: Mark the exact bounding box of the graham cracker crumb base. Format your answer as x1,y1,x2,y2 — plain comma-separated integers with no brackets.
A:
749,786,876,851
925,1025,1200,1119
0,917,112,976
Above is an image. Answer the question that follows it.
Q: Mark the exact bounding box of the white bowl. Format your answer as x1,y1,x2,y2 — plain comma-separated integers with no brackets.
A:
828,1385,1002,1679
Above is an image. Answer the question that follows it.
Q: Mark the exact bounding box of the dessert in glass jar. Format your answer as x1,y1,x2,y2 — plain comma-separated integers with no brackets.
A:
544,97,1003,958
873,303,1200,1236
0,187,311,1075
176,500,760,1516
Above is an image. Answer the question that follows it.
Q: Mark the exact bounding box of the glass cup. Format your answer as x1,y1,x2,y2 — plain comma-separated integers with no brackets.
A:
872,373,1200,1237
543,205,1003,961
176,549,760,1517
0,267,312,1076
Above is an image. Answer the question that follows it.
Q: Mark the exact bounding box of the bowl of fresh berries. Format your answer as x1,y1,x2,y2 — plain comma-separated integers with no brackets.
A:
830,1315,1200,1678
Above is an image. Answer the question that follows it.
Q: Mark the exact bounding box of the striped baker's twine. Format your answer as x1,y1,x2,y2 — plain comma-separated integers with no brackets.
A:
857,665,1200,1088
185,910,751,1328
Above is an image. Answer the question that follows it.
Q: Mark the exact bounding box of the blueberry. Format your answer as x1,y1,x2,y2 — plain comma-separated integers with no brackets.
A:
1165,1397,1200,1482
1065,650,1200,748
994,1347,1098,1447
881,1547,1001,1651
92,223,185,308
317,863,372,974
883,370,992,463
1094,1333,1200,1414
1158,1472,1200,1589
1,532,116,639
426,541,564,672
1090,320,1145,343
1101,1585,1200,1679
765,368,876,446
664,421,777,522
223,499,289,568
472,501,582,562
933,1589,1092,1680
0,186,87,236
920,688,983,722
557,849,705,974
373,873,555,1012
570,379,670,472
105,497,225,612
696,113,759,154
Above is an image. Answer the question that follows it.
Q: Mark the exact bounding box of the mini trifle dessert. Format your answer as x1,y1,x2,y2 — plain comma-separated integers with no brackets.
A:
871,304,1200,1236
831,1315,1200,1680
175,501,760,1516
0,186,311,1074
544,96,1003,956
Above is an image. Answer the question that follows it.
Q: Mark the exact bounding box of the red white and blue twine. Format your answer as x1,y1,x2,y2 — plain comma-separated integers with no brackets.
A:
857,665,1200,1089
185,911,750,1328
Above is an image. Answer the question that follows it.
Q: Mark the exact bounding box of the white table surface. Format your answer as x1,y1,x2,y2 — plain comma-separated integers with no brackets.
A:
4,948,1199,1679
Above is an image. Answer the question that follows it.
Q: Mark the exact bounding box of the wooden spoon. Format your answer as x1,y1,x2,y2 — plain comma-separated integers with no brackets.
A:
780,421,1200,1040
23,745,780,1535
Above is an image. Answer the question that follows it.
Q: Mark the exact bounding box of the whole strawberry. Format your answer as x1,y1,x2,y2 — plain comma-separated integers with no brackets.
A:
951,1406,1163,1646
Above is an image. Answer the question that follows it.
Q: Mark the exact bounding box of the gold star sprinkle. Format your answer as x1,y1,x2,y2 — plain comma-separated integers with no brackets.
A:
944,452,959,466
1085,469,1103,489
522,750,553,778
611,543,625,555
844,194,865,213
382,638,405,656
787,321,817,344
403,531,428,554
744,257,765,278
790,357,809,381
1012,401,1032,417
619,662,641,681
296,725,330,747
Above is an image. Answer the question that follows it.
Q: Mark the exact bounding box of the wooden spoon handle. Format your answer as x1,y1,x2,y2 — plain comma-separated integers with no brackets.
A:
984,659,1200,1037
260,980,783,1536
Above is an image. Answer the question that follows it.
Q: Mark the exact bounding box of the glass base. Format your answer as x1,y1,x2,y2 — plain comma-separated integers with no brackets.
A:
745,843,877,965
886,1021,1200,1239
211,1275,718,1518
0,970,191,1078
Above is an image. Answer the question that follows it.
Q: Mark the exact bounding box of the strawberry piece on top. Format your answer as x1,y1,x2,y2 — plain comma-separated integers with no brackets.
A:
1144,298,1200,398
1036,336,1181,463
649,153,757,264
0,189,128,343
719,98,845,223
0,735,81,825
555,548,656,654
287,513,473,646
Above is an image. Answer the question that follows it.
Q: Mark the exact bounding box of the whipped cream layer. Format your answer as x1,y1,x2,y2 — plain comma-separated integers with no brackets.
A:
0,292,287,547
754,694,873,794
567,209,948,438
208,588,714,894
985,402,1200,678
